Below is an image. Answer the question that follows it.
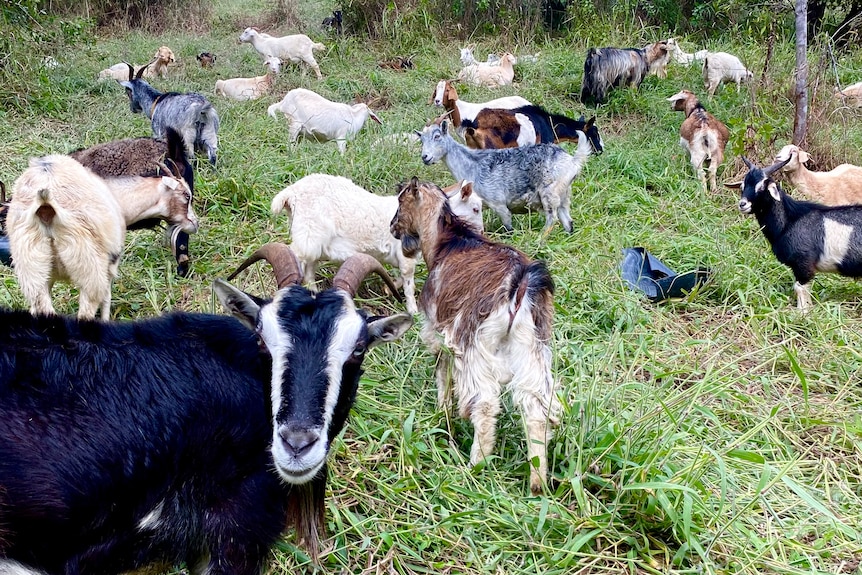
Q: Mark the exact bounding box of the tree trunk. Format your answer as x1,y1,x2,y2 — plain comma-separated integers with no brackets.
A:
793,0,808,146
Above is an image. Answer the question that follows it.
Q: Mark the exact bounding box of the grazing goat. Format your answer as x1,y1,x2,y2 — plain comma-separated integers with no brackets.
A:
322,10,343,34
580,40,670,105
6,155,126,320
734,156,862,311
835,81,862,107
390,177,560,494
268,88,381,154
239,27,325,79
215,57,280,101
418,119,591,234
431,79,531,135
69,127,197,277
667,89,730,193
270,174,483,315
461,105,604,153
457,53,517,88
771,144,862,206
702,51,753,96
120,63,220,165
196,51,217,68
0,247,412,574
666,38,707,66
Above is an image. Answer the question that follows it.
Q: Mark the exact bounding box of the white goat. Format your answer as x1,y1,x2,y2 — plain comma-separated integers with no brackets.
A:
666,38,707,66
267,88,382,154
270,173,483,315
215,57,280,101
835,81,862,107
239,27,325,79
771,144,862,205
702,51,753,96
668,90,730,193
457,53,517,88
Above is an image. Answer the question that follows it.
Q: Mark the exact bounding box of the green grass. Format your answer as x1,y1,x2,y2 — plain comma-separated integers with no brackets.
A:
2,1,862,573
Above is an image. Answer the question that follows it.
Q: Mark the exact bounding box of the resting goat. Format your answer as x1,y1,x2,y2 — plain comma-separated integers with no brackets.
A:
418,119,591,234
69,127,197,277
390,177,560,494
734,156,862,311
0,246,412,575
667,89,730,193
771,144,862,206
461,105,604,154
430,79,531,136
215,57,280,101
196,51,217,68
119,63,220,165
270,174,483,315
835,81,862,107
456,53,517,88
239,27,325,79
580,40,670,105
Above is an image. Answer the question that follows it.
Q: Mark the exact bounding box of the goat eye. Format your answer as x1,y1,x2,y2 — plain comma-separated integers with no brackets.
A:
352,343,367,358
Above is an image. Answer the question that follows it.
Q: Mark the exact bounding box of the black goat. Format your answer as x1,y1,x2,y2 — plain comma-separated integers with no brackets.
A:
579,41,670,105
69,127,195,277
322,10,343,34
0,246,412,575
119,63,220,165
734,157,862,310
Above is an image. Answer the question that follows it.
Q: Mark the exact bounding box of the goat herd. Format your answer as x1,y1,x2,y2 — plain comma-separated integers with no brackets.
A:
1,25,862,575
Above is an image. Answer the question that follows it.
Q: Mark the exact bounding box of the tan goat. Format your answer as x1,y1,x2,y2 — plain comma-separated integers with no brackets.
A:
771,144,862,205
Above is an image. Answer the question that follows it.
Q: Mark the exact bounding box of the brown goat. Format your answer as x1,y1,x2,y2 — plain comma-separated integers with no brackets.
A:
390,177,560,494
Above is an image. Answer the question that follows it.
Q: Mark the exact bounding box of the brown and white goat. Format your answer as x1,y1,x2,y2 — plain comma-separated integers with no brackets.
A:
667,89,730,193
390,177,560,494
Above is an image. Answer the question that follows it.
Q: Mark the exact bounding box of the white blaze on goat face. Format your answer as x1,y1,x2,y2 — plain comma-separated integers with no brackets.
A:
817,218,854,272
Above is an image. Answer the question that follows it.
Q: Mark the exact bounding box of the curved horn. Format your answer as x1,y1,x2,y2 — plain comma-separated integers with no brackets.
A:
763,155,792,177
742,157,755,170
332,253,402,301
124,61,135,81
135,58,156,80
227,243,302,289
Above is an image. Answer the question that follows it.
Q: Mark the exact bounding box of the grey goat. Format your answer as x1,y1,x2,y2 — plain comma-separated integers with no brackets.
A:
418,119,591,234
119,63,220,164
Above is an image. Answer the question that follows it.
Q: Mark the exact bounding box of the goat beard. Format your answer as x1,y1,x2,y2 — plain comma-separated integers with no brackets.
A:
400,234,421,258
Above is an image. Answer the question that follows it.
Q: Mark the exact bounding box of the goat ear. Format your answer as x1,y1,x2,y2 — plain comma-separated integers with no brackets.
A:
440,119,449,134
768,182,781,202
797,149,810,164
367,314,413,348
460,181,473,200
161,176,179,190
213,279,261,332
118,80,133,89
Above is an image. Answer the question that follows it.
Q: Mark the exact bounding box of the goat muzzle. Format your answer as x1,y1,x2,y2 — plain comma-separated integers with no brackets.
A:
227,242,303,289
332,253,401,301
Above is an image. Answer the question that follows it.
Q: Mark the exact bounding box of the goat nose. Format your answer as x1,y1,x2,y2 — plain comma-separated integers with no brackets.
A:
279,426,320,458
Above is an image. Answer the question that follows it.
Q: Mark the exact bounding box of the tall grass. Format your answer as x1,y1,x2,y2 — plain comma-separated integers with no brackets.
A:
1,0,862,573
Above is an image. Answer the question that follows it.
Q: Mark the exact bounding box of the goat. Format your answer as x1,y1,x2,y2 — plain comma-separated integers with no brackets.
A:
196,51,217,68
322,10,343,34
270,174,483,315
69,127,196,277
97,46,175,82
460,105,604,153
430,79,531,135
119,63,220,165
733,156,862,311
667,89,730,193
379,56,414,70
239,27,325,79
770,144,862,205
456,53,517,88
0,246,412,574
418,119,591,234
267,88,381,154
702,51,753,97
835,81,862,107
215,57,280,101
666,38,707,66
579,40,670,105
390,177,559,494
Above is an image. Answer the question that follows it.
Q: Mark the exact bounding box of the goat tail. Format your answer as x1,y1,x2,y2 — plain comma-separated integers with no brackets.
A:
270,186,297,217
508,260,555,343
267,102,281,119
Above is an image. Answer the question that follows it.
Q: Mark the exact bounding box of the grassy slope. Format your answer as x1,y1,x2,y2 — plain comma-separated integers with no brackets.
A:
1,1,862,573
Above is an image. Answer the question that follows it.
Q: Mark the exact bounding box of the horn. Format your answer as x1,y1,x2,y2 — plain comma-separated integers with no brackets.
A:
332,253,401,301
763,155,792,176
227,243,302,290
136,58,156,80
0,181,5,204
742,157,755,170
124,61,135,81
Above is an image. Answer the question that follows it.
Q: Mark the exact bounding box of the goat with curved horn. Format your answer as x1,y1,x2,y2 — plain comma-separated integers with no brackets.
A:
331,252,402,300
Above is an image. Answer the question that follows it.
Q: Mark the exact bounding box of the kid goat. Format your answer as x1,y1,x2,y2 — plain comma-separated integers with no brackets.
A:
390,177,560,494
667,89,730,193
418,119,591,234
734,157,862,311
0,245,412,575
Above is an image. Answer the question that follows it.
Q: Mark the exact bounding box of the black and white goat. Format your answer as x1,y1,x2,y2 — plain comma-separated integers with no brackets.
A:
0,245,412,575
69,127,196,277
734,157,862,311
418,119,592,234
460,105,604,153
390,177,560,494
580,40,670,105
119,63,220,165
